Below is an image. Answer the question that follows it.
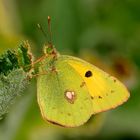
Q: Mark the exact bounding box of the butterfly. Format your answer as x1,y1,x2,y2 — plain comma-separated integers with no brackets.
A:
36,45,130,127
36,17,130,127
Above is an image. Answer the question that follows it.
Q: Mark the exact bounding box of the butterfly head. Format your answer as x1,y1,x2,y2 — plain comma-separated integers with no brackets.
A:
43,43,59,58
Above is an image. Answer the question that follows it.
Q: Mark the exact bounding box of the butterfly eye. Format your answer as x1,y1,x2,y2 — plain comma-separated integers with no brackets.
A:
85,70,92,77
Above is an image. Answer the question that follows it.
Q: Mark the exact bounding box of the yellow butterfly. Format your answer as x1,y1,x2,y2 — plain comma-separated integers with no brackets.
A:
37,48,130,127
37,17,130,127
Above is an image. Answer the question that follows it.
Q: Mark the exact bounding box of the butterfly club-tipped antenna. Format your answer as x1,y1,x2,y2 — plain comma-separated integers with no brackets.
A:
47,16,53,45
37,16,53,46
37,16,56,55
37,23,48,42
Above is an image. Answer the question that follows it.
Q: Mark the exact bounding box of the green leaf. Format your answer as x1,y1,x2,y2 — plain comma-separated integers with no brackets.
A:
17,41,33,72
0,41,34,118
0,69,29,118
0,50,19,76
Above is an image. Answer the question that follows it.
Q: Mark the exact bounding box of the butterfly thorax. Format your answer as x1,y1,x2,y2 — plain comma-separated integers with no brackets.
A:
38,44,59,73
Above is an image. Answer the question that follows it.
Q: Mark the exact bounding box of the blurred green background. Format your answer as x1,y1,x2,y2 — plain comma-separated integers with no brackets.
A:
0,0,140,140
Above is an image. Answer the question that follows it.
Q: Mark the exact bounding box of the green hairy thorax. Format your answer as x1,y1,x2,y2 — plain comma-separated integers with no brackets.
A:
38,43,60,72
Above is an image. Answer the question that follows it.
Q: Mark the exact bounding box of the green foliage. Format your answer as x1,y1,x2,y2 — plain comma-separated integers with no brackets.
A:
0,42,33,118
0,50,19,76
17,42,33,72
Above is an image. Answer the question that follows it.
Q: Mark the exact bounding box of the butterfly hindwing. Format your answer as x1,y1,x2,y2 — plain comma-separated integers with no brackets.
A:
37,58,93,127
59,55,130,114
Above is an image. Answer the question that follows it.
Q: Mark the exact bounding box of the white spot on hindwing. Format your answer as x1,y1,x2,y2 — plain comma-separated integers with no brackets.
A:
64,90,76,104
66,91,74,99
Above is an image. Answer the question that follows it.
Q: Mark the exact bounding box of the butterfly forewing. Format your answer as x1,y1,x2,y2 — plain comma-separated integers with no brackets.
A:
60,55,130,114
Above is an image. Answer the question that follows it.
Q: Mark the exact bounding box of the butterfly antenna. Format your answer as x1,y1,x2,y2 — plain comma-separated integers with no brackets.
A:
47,16,53,44
37,23,48,43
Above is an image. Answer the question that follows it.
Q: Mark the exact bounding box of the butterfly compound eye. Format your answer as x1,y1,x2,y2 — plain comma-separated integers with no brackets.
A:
85,70,92,77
